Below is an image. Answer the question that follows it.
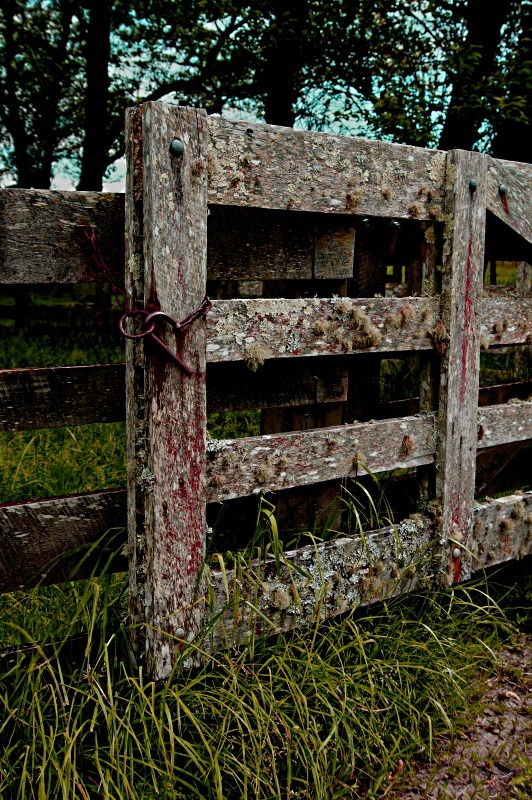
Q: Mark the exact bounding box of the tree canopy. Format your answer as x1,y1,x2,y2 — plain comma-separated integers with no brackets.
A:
0,0,530,190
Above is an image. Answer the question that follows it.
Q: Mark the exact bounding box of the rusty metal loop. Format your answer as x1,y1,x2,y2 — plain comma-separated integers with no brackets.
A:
144,310,182,331
119,309,156,340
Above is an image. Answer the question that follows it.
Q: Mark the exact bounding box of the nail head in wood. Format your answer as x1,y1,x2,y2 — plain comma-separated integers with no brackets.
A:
170,138,185,156
498,183,508,197
469,179,477,193
452,547,461,560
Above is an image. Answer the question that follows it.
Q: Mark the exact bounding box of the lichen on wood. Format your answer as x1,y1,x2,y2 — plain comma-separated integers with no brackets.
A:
207,296,438,364
207,116,445,220
206,515,435,647
206,414,435,502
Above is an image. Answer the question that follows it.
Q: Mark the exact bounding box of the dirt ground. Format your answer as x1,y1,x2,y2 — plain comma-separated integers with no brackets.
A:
389,635,532,799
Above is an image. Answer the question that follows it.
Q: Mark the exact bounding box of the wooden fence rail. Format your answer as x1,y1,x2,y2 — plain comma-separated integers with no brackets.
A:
1,101,531,678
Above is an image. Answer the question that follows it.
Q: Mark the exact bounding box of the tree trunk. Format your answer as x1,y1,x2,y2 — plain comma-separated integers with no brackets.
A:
261,0,309,127
77,0,111,191
439,0,513,152
491,8,532,163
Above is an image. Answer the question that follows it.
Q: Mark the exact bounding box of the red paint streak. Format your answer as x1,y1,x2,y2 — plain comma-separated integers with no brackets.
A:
187,539,203,575
452,551,461,584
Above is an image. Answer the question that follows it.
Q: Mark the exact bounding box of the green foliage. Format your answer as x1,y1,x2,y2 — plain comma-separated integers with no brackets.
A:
2,1,531,188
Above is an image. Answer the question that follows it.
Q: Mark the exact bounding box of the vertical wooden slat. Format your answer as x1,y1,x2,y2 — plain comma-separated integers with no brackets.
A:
516,261,531,296
418,222,439,504
125,102,209,679
436,150,487,583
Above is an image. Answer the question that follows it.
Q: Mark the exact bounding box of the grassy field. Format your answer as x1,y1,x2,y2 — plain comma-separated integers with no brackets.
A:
0,291,530,798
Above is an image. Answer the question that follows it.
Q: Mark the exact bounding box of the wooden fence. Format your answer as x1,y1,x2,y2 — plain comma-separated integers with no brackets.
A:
1,101,531,679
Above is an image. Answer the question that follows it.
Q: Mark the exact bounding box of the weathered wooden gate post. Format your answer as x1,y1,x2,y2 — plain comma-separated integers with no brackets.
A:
436,150,487,583
125,102,209,679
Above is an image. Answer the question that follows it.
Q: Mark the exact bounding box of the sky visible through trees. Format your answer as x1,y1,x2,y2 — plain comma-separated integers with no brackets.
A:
0,0,530,191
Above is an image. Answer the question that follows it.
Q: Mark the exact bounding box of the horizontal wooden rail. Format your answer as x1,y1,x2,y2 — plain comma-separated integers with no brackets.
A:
1,494,529,665
487,157,532,245
206,414,436,502
206,401,531,502
0,359,348,431
2,360,531,434
0,190,124,284
477,400,532,448
207,296,530,362
0,184,531,291
1,485,529,601
207,297,439,362
0,363,125,430
0,489,126,592
207,117,446,219
207,492,532,647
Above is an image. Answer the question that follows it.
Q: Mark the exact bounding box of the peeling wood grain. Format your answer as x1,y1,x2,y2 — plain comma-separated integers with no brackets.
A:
0,364,125,431
204,492,532,647
206,515,434,647
487,157,532,245
208,206,355,280
477,401,532,448
207,115,445,219
126,102,209,680
470,492,532,570
0,189,124,284
0,490,126,592
436,149,487,584
480,297,532,346
207,296,438,363
206,413,435,502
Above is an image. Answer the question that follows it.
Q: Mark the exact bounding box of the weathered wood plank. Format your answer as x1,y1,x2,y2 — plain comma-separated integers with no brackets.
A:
126,102,209,679
487,157,532,245
436,149,487,584
206,413,435,502
206,493,531,646
2,363,527,438
0,189,124,284
478,380,532,406
476,442,527,497
207,115,446,219
480,297,532,346
208,206,355,280
0,490,126,593
207,296,439,363
207,515,434,647
470,492,532,570
0,364,125,431
207,358,348,413
477,400,532,448
516,261,531,297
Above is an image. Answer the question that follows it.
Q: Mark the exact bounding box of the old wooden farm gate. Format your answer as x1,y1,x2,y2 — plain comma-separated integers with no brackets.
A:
1,102,531,679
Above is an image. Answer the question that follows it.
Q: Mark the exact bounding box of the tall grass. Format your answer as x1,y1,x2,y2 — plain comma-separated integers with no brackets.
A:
0,560,515,799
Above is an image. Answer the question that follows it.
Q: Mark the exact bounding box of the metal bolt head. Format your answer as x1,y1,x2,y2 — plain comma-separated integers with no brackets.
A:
170,138,184,156
390,219,401,229
452,547,461,560
498,183,508,197
469,179,477,193
361,217,370,228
